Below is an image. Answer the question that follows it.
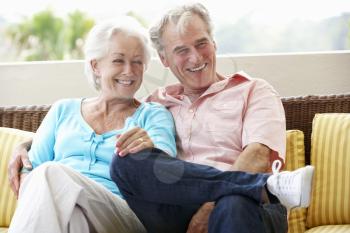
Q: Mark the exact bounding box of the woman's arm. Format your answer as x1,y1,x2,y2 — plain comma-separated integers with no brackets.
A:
8,139,33,197
116,103,176,157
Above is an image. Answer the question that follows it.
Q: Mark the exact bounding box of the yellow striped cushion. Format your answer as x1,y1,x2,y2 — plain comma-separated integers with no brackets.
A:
305,224,350,233
284,130,307,233
306,114,350,227
0,228,8,233
0,127,33,227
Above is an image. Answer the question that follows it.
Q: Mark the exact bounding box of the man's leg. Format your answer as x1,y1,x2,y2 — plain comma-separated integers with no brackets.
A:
111,148,269,204
259,203,288,233
122,197,201,233
208,195,287,233
110,148,271,232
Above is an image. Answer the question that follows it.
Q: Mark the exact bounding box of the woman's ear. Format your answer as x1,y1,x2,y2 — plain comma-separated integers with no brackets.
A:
91,59,100,76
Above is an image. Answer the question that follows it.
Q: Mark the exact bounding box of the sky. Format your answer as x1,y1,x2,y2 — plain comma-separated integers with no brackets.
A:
1,0,349,25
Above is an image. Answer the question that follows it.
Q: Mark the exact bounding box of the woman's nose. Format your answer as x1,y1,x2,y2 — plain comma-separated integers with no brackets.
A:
122,63,133,76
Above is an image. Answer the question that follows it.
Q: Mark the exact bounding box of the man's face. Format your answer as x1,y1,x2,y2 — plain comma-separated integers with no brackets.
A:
159,14,217,92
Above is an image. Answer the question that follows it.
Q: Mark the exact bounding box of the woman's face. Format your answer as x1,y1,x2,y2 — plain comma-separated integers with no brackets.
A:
92,32,146,100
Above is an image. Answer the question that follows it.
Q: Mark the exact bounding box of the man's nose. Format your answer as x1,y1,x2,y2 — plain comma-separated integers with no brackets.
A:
188,49,202,63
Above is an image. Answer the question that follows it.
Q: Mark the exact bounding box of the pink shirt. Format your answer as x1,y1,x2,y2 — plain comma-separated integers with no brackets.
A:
146,71,286,171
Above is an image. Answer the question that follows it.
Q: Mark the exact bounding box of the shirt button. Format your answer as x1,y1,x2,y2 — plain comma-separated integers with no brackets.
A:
189,109,194,113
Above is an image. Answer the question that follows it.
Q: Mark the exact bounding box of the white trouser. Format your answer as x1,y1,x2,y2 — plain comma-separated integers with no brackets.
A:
9,162,146,233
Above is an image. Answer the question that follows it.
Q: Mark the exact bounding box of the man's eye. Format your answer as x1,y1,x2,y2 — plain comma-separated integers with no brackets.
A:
197,42,207,48
177,49,188,55
113,59,124,63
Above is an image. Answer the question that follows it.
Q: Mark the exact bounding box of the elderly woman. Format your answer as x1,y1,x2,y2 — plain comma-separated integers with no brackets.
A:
8,17,176,233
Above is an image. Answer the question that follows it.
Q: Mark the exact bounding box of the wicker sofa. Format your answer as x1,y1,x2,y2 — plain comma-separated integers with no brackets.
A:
0,94,350,232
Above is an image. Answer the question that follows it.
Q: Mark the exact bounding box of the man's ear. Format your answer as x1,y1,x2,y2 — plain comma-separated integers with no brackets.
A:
91,59,100,76
158,51,169,68
213,40,217,51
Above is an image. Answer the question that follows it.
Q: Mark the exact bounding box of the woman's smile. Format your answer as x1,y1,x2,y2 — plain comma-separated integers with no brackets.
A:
115,79,135,86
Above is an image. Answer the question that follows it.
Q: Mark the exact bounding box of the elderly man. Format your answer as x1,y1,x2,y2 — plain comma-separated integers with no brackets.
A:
9,3,313,233
110,3,313,233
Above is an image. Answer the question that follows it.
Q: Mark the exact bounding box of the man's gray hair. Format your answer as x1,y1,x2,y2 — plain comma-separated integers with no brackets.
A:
84,17,151,91
149,3,214,53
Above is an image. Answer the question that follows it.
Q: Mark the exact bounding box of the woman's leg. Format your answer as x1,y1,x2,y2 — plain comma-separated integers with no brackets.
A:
9,162,146,233
68,206,95,233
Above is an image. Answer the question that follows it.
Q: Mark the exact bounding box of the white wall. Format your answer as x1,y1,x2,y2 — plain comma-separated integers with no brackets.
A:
0,51,349,106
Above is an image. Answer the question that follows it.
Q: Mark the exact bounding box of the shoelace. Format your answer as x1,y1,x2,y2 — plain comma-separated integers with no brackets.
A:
272,160,297,193
272,160,282,175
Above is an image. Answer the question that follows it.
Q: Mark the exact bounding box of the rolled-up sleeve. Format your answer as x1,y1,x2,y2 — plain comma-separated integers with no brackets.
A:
242,79,286,161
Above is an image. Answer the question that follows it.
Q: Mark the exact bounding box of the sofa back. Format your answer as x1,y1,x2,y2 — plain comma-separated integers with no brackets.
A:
1,94,350,165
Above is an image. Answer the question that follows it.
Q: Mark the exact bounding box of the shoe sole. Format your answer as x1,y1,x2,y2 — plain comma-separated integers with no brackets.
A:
300,165,315,208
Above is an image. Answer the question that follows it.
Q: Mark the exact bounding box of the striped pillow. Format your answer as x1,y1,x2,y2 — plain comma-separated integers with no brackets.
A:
284,130,307,233
305,224,350,233
306,113,350,228
0,127,34,227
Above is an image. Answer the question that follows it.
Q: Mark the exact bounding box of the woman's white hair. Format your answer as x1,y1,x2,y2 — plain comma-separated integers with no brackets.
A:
84,16,151,91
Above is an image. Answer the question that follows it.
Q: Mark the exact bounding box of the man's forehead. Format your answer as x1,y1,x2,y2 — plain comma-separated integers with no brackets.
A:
162,17,209,48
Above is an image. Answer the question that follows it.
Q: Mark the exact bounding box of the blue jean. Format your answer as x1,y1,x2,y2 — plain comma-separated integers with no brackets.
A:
110,148,287,233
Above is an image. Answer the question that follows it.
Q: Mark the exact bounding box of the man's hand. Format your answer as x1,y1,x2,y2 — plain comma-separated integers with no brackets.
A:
8,142,32,197
186,202,214,233
115,127,154,156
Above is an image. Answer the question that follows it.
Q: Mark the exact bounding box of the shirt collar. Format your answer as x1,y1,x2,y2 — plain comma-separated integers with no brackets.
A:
162,71,251,102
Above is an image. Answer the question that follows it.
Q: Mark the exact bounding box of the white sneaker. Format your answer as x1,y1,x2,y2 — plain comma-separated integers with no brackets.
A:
267,160,314,210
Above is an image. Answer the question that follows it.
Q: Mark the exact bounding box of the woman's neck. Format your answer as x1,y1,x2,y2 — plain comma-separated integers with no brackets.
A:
82,96,139,134
91,96,138,116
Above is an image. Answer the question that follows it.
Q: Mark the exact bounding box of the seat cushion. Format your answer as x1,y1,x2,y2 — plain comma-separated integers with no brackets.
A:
305,224,350,233
306,114,350,228
284,130,307,233
0,127,34,228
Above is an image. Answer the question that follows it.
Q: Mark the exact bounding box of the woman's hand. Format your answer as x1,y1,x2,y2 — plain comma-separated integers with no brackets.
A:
115,127,154,156
8,143,32,198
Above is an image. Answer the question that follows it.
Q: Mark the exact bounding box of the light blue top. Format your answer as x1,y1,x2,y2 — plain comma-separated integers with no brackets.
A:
28,98,176,197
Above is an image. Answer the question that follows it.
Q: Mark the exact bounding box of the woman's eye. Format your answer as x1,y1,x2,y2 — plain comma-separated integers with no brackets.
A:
132,60,143,65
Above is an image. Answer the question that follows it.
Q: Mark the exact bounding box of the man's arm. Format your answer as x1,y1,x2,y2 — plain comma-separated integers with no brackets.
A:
231,142,271,173
8,139,33,197
186,142,271,233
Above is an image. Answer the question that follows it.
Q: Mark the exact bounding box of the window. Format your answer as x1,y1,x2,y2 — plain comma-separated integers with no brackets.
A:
0,0,349,61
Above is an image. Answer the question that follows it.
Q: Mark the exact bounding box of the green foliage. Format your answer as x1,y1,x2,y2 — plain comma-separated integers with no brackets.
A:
6,9,94,61
126,11,148,28
348,21,350,49
65,11,95,59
